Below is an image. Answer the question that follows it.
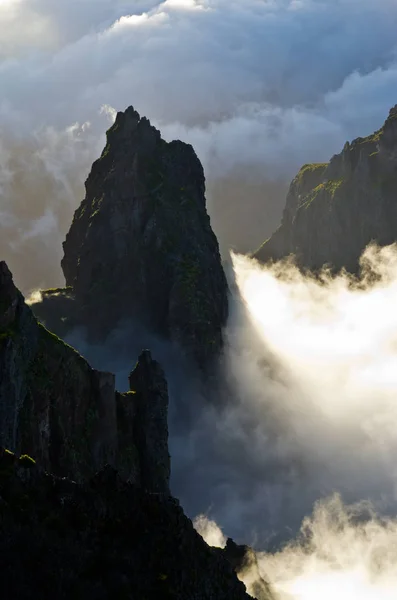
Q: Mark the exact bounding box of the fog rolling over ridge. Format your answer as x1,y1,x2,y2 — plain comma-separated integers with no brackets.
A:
1,0,397,291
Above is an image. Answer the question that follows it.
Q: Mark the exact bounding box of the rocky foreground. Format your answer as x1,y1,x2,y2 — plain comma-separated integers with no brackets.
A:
0,259,273,599
0,448,253,600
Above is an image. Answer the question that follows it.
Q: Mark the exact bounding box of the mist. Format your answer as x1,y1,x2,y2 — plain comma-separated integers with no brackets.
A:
196,495,397,600
1,0,397,289
185,245,397,599
58,242,397,553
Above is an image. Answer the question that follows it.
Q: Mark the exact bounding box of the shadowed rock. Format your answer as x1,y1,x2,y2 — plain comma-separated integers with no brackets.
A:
0,448,252,600
44,106,229,369
0,262,170,491
219,538,274,600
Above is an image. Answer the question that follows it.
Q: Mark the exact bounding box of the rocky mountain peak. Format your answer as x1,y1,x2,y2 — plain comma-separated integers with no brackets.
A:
41,106,229,370
255,104,397,274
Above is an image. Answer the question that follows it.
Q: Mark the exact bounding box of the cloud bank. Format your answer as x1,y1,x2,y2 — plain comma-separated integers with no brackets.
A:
1,0,397,290
163,245,397,553
188,246,397,599
64,242,397,566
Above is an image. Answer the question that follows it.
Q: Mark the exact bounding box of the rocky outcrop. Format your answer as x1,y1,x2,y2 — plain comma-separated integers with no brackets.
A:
0,449,251,600
0,264,254,599
255,105,397,273
36,106,228,369
218,538,273,600
0,261,169,491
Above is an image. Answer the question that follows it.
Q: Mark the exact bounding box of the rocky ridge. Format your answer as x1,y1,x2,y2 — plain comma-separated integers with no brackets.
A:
0,448,252,600
34,107,228,370
0,260,170,490
218,538,274,600
255,105,397,273
0,261,268,599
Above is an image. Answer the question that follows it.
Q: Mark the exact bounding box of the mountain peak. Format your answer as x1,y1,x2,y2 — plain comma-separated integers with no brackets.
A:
53,106,228,369
255,103,397,274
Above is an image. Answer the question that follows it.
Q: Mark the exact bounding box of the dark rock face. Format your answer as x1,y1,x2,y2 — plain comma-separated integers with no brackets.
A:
0,262,170,492
56,106,228,369
219,538,273,600
255,105,397,273
0,265,254,598
0,449,251,600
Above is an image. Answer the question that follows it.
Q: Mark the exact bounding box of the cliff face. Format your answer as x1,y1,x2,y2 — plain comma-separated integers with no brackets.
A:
255,105,397,273
51,106,228,369
218,538,273,600
0,262,255,600
0,451,251,600
0,261,170,491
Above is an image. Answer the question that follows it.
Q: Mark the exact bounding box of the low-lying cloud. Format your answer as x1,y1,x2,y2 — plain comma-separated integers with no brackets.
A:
197,496,397,600
165,245,397,551
186,245,397,599
1,0,397,290
67,242,397,559
258,494,397,600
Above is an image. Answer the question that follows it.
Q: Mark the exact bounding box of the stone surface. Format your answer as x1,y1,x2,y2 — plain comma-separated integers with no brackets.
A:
0,263,170,493
255,105,397,274
0,449,252,600
218,538,273,600
45,106,229,369
0,265,260,598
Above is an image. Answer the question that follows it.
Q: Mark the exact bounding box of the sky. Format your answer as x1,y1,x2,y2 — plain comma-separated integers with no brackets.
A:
0,0,397,291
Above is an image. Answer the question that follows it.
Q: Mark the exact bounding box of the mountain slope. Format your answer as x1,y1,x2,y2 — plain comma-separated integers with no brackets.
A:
255,105,397,273
0,261,170,489
0,449,254,600
0,262,259,599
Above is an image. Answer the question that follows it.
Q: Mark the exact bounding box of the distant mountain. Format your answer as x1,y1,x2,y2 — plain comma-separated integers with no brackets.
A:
255,105,397,273
34,107,228,370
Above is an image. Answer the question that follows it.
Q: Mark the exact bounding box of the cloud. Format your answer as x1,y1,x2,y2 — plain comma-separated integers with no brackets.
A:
1,0,397,289
258,494,397,600
193,514,227,548
162,244,397,552
31,242,397,599
42,242,397,556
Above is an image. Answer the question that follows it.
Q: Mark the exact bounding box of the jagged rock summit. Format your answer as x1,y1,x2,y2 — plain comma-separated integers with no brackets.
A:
255,105,397,273
46,106,228,369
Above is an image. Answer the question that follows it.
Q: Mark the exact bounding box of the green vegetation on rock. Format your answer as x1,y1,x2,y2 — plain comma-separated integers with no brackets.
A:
255,104,397,276
18,454,36,468
296,163,328,184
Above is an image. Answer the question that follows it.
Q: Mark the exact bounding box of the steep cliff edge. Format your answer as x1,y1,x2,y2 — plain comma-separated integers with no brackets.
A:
0,262,256,599
218,538,273,600
0,261,170,490
0,451,252,600
255,105,397,273
35,106,228,369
